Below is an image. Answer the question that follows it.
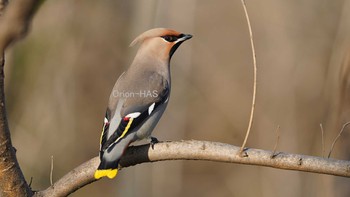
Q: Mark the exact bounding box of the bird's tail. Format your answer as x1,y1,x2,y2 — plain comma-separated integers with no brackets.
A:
94,161,118,179
94,168,118,179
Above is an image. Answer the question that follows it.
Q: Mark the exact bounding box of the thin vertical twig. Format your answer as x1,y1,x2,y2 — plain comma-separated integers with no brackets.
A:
320,123,325,158
50,155,54,186
328,122,350,158
28,177,33,188
271,125,280,158
239,0,258,156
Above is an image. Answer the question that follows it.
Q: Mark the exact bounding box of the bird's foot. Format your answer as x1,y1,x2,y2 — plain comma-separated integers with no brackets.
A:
150,137,159,149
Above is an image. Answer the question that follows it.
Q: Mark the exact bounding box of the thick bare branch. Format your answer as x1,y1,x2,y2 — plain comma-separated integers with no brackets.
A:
0,55,33,197
0,0,43,196
35,140,350,197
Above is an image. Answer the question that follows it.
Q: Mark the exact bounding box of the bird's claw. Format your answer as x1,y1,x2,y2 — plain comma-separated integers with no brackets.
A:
150,137,159,149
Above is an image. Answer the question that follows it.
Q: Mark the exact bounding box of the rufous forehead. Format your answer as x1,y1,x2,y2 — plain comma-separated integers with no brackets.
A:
159,29,181,36
143,28,181,37
130,28,181,46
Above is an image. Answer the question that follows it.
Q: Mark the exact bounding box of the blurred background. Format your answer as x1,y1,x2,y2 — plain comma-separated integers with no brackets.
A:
4,0,350,196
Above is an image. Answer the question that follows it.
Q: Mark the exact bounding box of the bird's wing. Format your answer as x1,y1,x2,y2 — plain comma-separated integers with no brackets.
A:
98,72,125,153
99,72,169,152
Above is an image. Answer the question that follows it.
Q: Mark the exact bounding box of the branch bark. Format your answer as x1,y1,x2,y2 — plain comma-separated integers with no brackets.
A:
34,140,350,197
0,0,42,196
0,56,33,197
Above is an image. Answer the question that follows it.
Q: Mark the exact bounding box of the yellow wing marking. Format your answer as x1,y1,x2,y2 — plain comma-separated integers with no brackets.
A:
99,122,106,144
115,117,134,143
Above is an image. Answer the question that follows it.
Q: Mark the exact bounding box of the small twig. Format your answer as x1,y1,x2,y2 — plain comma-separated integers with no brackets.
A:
239,0,258,156
50,155,54,186
28,177,33,188
271,125,280,158
320,123,325,158
328,122,350,158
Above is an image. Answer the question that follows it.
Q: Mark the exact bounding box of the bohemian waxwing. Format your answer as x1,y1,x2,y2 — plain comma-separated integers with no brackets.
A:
94,28,192,179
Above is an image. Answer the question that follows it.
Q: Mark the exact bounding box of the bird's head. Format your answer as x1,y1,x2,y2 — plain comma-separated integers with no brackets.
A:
130,28,192,61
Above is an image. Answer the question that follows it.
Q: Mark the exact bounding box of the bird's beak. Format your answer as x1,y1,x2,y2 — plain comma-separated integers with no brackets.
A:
178,34,193,42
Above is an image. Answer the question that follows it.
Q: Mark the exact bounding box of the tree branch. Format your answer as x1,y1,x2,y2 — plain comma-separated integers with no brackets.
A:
0,56,33,197
0,0,43,196
34,140,350,197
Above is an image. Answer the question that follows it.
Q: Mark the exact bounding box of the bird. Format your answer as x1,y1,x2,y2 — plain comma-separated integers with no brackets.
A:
94,28,192,179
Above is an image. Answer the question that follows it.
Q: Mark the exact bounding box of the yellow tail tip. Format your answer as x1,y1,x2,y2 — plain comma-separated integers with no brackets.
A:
94,169,118,179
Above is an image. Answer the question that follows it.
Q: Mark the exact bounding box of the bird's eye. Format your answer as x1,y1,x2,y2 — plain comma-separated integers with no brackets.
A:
162,35,177,42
